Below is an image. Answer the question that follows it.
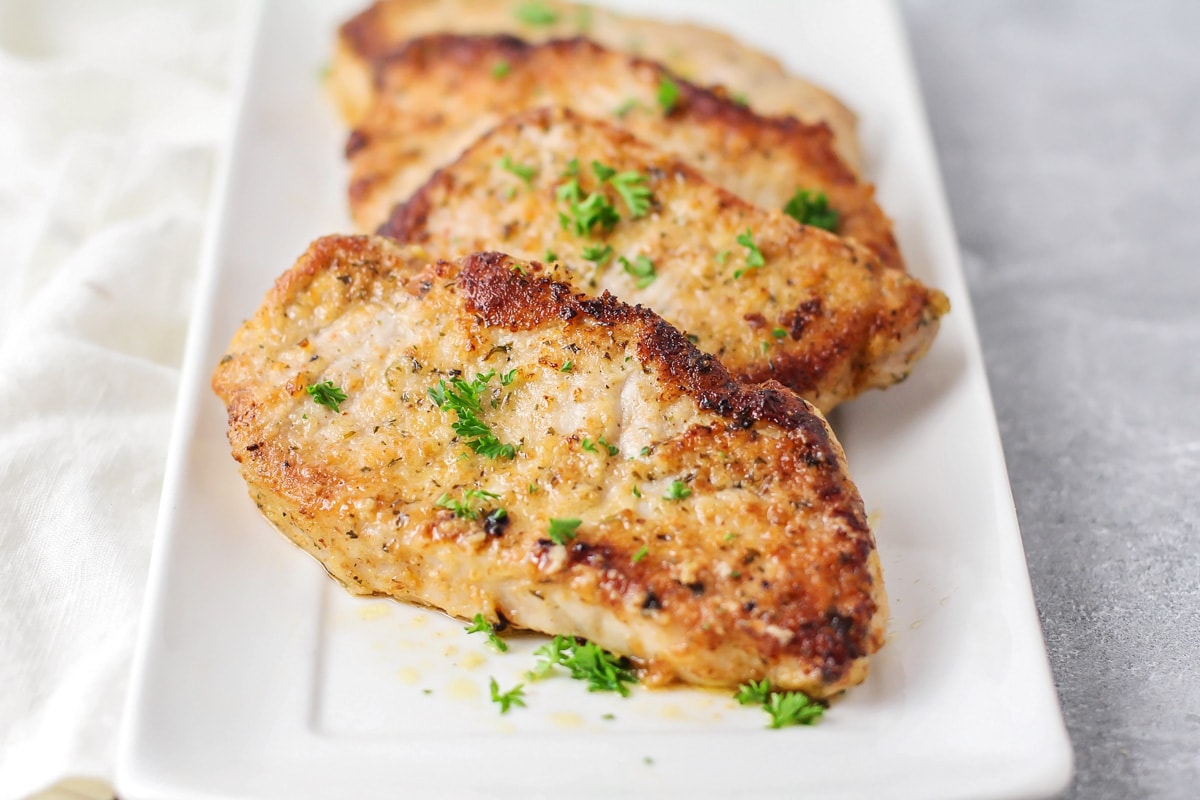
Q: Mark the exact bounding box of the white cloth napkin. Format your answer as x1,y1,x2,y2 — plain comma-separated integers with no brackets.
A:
0,2,244,797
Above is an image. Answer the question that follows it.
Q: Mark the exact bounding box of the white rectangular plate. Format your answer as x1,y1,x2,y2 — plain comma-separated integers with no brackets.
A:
117,1,1073,798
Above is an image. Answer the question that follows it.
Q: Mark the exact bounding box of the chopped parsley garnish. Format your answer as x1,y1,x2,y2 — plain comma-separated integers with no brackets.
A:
783,188,839,231
614,97,639,118
657,76,681,113
664,480,692,501
428,371,516,459
591,160,617,182
582,435,618,456
558,190,620,236
500,369,518,386
771,327,787,339
544,249,558,262
715,250,730,265
560,360,573,373
500,155,536,186
734,679,825,728
514,1,557,25
547,517,581,545
631,485,642,498
529,635,637,696
735,678,772,705
619,254,657,288
436,488,502,520
306,380,347,412
765,691,825,728
564,158,580,177
586,161,653,218
581,243,613,265
733,228,765,278
491,59,511,79
489,677,526,713
610,171,652,218
466,613,509,652
632,545,649,563
638,446,651,457
731,91,749,107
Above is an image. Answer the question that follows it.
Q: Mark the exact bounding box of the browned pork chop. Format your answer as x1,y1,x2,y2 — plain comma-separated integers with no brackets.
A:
346,35,903,271
211,235,887,696
330,0,862,168
380,107,947,412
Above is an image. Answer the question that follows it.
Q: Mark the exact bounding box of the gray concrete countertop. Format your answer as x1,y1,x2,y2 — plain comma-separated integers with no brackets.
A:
899,1,1199,797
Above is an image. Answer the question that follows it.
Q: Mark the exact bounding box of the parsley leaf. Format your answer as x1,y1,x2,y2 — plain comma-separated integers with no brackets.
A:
436,488,501,521
664,479,692,501
529,635,637,696
491,59,511,79
306,380,347,412
560,360,573,373
581,243,613,265
657,76,681,113
735,678,772,706
466,613,509,652
500,155,536,186
619,254,656,288
598,435,619,456
544,249,558,262
547,517,581,545
581,437,598,453
514,1,557,25
500,369,518,386
632,545,649,563
765,691,825,728
610,171,652,218
734,679,825,728
428,371,516,459
591,160,617,182
733,228,765,278
783,188,839,231
489,677,526,713
771,327,787,339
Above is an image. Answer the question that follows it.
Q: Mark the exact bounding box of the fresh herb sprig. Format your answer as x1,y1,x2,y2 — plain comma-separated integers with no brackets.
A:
783,188,839,231
657,76,681,113
428,371,516,459
733,228,765,279
465,613,509,652
529,635,637,696
664,479,692,501
619,254,657,288
489,677,526,713
547,517,581,545
436,488,502,520
306,380,347,412
734,678,826,728
500,155,536,186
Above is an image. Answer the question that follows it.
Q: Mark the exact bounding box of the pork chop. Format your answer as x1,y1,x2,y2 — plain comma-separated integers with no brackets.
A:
346,35,903,271
211,235,887,696
329,0,862,169
380,107,947,412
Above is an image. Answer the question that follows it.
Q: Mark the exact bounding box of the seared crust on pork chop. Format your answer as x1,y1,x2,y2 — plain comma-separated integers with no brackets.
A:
380,108,946,412
330,0,862,169
212,235,887,695
347,35,903,271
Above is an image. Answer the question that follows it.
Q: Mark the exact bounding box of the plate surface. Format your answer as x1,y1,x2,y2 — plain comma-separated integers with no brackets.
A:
117,1,1073,798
